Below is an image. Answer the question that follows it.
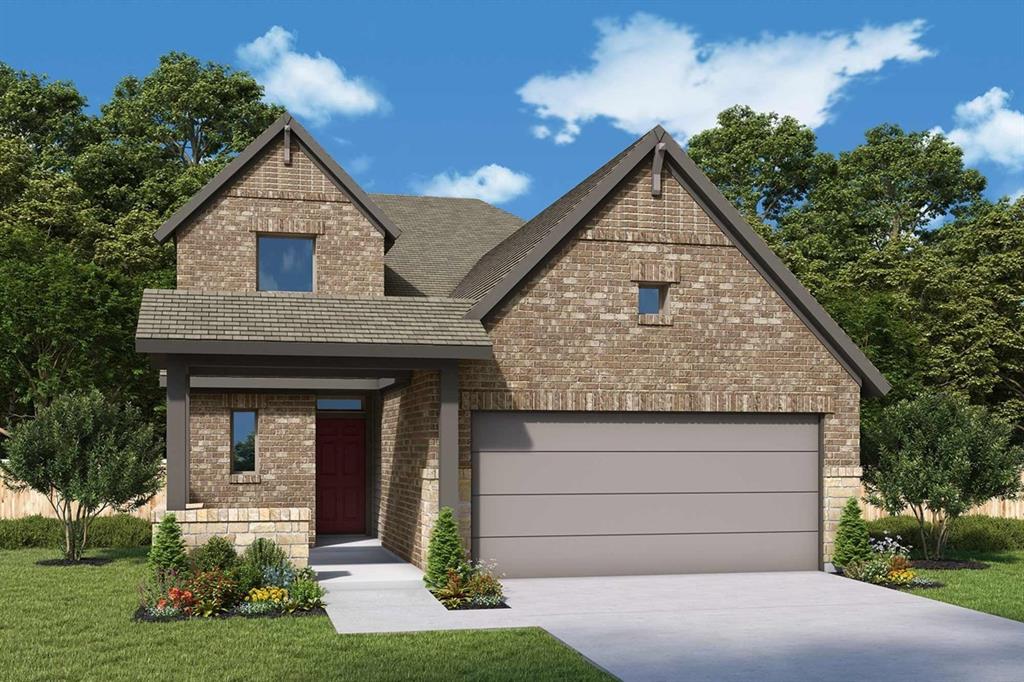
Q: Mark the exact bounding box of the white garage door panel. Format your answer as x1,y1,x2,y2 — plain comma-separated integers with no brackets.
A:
475,532,820,578
474,450,819,495
474,491,819,537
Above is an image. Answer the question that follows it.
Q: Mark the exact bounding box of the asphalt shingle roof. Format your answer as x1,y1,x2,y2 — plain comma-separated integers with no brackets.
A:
136,289,491,347
373,194,523,297
452,138,644,302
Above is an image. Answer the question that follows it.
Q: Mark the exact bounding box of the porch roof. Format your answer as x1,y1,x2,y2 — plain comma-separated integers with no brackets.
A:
136,289,492,359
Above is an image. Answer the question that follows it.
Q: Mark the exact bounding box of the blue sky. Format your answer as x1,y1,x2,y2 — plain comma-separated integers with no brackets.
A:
2,0,1022,218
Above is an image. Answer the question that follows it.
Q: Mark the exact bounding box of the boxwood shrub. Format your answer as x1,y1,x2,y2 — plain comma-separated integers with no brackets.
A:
866,515,1024,554
0,514,151,550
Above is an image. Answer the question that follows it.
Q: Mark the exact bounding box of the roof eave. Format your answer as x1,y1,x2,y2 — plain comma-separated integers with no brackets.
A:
135,338,492,361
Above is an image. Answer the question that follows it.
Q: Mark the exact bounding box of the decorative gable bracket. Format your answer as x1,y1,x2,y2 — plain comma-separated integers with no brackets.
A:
651,142,667,196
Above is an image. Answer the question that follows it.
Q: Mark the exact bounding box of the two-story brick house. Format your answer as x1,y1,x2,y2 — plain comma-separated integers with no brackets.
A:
137,113,889,575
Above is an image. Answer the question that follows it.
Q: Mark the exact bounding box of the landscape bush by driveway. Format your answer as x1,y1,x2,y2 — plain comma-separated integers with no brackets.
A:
0,547,611,681
0,514,151,550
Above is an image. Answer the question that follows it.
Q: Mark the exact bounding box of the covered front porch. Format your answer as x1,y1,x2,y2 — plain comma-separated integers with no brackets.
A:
136,289,491,567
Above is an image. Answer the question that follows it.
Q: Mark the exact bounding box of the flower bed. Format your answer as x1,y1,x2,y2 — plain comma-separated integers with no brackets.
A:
431,560,508,610
136,515,325,622
841,534,945,590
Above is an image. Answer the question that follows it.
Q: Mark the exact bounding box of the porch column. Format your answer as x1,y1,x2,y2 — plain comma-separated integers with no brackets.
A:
165,357,190,511
438,362,459,511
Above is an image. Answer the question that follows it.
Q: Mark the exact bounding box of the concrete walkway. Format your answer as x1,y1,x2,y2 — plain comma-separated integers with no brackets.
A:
311,541,1024,681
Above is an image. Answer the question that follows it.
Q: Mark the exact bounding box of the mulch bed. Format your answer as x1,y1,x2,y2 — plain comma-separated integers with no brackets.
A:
910,559,990,571
443,602,510,611
36,557,113,567
133,606,327,623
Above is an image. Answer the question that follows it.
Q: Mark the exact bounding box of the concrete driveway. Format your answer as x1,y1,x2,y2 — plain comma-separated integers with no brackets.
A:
499,572,1024,681
314,540,1024,681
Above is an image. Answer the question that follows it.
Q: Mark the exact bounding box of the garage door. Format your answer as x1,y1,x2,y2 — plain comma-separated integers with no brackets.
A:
471,412,820,577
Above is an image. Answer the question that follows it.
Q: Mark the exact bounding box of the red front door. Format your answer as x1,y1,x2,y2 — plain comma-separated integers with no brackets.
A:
315,417,366,534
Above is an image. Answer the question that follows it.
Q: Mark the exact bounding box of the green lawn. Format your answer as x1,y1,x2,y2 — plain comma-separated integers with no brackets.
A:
0,548,611,682
908,550,1024,622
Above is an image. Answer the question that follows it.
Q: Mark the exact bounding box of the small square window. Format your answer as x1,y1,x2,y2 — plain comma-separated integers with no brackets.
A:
638,285,666,315
316,398,364,411
231,410,257,473
258,236,314,292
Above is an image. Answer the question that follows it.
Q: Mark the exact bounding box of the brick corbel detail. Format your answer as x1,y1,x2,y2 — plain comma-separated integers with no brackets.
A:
630,261,680,283
461,390,835,414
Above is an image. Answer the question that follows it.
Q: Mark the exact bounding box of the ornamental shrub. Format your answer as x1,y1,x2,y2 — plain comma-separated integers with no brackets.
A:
241,538,289,573
149,514,188,578
0,514,152,550
187,569,239,617
424,506,465,590
190,536,238,572
832,498,873,568
287,578,326,611
0,390,163,561
231,561,264,595
867,516,1024,554
863,392,1024,559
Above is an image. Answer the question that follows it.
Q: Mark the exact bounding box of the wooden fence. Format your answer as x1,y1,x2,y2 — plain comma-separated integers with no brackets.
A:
859,472,1024,521
3,479,1023,522
0,484,165,520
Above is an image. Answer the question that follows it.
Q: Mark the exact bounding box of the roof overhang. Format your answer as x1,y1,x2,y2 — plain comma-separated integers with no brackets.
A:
462,127,891,398
136,338,492,361
153,113,401,246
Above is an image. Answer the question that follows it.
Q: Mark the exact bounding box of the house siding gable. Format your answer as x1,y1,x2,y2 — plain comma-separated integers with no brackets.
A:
458,161,861,561
175,137,384,296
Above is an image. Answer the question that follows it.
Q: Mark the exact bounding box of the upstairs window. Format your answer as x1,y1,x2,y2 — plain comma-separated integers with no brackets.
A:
638,285,667,315
231,410,257,473
257,236,314,292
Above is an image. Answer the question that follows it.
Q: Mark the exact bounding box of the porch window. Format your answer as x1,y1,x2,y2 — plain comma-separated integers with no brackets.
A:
231,410,257,473
316,398,364,411
257,235,314,292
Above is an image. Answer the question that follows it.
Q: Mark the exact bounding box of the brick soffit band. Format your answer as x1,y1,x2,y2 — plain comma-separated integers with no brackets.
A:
462,127,892,399
152,112,401,246
460,390,837,415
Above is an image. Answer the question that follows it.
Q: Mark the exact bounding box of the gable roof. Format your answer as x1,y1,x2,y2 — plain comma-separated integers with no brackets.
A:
153,113,401,245
373,194,523,297
455,127,892,398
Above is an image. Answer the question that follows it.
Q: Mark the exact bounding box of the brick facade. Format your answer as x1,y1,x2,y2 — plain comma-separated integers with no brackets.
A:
454,163,862,563
378,371,440,567
174,141,866,567
175,137,384,296
188,392,317,540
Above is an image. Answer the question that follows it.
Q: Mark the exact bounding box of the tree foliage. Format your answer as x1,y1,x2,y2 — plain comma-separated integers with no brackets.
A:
0,390,164,561
424,506,466,590
832,498,873,568
0,56,280,432
688,105,830,236
863,392,1024,559
149,513,188,577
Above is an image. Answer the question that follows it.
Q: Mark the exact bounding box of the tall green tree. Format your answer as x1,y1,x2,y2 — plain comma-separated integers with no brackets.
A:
688,105,830,237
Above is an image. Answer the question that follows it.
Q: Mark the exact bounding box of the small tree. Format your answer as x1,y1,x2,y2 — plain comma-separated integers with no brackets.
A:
0,390,163,561
832,497,872,568
424,506,465,590
149,513,188,577
864,392,1024,559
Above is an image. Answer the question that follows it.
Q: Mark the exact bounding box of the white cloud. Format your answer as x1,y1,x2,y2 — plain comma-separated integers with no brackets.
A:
1010,187,1024,202
937,88,1024,169
413,164,531,204
238,26,387,125
346,154,373,175
531,124,552,140
519,14,933,144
